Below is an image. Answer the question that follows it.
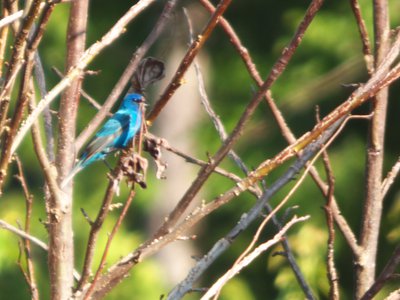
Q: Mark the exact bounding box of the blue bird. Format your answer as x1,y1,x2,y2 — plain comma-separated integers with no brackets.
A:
62,93,144,187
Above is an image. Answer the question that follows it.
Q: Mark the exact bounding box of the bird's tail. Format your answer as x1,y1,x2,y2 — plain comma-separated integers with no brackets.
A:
60,163,83,189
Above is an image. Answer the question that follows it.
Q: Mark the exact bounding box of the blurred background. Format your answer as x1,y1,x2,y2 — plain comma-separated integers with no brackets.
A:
0,0,400,299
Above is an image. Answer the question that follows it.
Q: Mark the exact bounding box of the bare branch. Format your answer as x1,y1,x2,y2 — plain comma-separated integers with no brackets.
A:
348,0,374,73
200,0,361,257
381,156,400,198
0,219,48,251
201,215,310,300
154,0,324,241
360,245,400,300
82,189,136,300
319,117,339,299
14,156,39,300
0,9,23,29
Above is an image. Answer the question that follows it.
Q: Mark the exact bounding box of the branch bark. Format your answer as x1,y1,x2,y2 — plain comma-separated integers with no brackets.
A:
48,1,88,299
356,1,390,297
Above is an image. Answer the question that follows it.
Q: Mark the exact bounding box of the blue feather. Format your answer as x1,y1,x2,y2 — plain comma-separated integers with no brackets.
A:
62,93,144,186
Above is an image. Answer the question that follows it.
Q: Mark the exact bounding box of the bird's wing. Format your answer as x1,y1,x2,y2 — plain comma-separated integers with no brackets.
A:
81,114,131,163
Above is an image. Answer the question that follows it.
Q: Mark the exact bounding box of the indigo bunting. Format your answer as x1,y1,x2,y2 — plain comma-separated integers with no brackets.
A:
62,93,144,186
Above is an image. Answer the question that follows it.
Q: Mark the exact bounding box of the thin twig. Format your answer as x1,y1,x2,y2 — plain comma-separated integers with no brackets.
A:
0,0,45,191
349,0,374,73
0,0,43,134
360,245,400,300
0,219,48,250
183,8,249,175
186,7,314,298
83,189,137,300
52,66,105,111
319,109,339,300
201,215,310,300
145,134,259,196
0,7,10,79
0,9,23,29
14,156,39,300
147,0,233,123
34,52,55,161
76,160,128,290
381,156,400,198
0,219,82,281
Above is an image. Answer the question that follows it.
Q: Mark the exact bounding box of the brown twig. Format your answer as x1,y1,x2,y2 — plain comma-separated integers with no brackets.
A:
0,7,10,79
52,62,111,112
381,156,400,198
14,156,39,300
348,0,374,73
146,0,233,123
319,108,339,300
82,189,136,300
184,8,248,175
184,8,314,295
360,245,400,300
145,134,259,195
0,0,43,132
28,83,62,211
76,161,128,291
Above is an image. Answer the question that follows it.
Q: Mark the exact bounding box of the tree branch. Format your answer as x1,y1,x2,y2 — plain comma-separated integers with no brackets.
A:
200,215,310,300
357,1,391,296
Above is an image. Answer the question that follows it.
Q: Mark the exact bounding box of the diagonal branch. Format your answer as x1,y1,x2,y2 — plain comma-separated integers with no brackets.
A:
153,0,325,240
201,215,310,300
348,0,374,73
199,0,361,256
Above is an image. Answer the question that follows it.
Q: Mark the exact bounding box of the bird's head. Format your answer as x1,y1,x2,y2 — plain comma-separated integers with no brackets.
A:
125,93,144,103
121,93,144,109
